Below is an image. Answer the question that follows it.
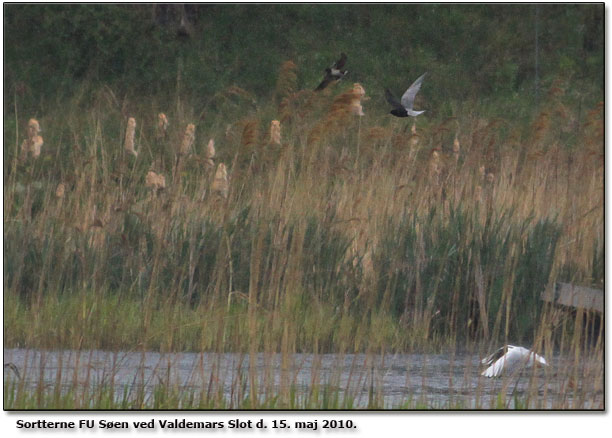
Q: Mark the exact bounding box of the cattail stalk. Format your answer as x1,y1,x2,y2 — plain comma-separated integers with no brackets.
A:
179,123,195,156
156,113,169,139
124,117,137,157
21,118,44,160
270,120,281,145
205,139,216,169
453,135,460,163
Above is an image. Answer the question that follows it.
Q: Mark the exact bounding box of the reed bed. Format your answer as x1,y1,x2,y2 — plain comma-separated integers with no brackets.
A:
3,65,603,409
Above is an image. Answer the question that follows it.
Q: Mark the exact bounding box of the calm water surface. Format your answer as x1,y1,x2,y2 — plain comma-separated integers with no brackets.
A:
4,348,603,409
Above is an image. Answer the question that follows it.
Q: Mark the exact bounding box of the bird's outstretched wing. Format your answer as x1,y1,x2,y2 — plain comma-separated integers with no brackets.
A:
482,357,507,378
481,345,508,366
385,88,405,111
333,53,347,70
315,75,332,91
401,73,427,110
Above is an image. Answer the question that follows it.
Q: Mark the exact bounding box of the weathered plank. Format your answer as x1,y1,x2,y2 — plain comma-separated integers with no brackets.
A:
541,282,603,313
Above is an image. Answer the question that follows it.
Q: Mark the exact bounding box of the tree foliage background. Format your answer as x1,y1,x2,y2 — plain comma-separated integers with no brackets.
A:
4,4,603,115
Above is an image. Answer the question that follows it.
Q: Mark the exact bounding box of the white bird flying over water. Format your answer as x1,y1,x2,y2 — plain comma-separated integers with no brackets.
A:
481,345,548,378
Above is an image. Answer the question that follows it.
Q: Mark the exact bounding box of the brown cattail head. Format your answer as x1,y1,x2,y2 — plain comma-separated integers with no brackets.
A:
20,118,43,160
323,83,367,131
350,83,366,116
145,170,166,191
453,136,460,153
211,163,229,199
270,120,281,144
124,117,137,157
352,83,366,99
453,135,460,163
156,113,169,138
205,138,216,169
55,182,65,198
428,149,441,180
205,138,216,159
178,123,195,155
27,118,41,139
479,165,486,178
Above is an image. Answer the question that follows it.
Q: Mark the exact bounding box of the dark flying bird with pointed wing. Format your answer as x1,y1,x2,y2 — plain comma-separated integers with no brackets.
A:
385,73,427,117
315,53,348,91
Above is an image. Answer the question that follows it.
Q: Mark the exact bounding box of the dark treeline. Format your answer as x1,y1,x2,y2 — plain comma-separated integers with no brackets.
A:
4,4,603,112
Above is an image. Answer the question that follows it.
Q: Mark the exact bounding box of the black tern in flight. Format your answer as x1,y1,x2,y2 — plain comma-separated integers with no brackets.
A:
385,73,427,117
315,53,348,91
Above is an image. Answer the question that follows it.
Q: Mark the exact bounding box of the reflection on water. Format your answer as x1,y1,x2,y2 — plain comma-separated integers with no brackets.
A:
3,348,603,409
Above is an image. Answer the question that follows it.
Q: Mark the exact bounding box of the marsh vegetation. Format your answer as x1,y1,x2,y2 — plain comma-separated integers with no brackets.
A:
4,4,603,409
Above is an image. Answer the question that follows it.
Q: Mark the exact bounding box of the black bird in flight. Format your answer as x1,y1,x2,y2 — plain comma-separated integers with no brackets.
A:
315,53,348,91
385,73,427,117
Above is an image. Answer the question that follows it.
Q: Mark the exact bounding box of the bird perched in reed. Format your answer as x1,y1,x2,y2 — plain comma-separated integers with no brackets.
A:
385,73,427,117
481,345,548,378
315,53,348,91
